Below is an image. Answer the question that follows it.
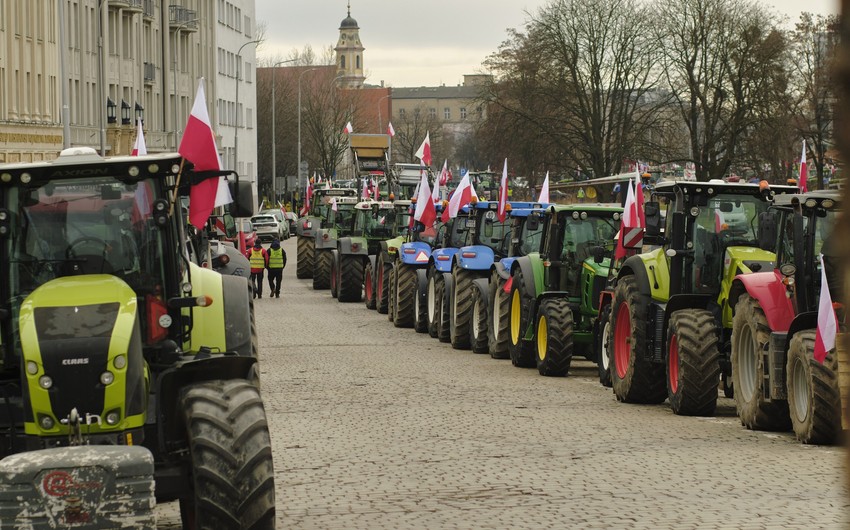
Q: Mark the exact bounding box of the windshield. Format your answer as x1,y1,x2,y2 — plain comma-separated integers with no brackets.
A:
560,215,618,264
472,209,511,256
517,215,545,256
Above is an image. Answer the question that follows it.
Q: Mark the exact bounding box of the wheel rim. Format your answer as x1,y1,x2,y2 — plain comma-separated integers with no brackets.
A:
537,315,547,361
668,333,679,394
614,302,631,379
601,320,611,371
377,267,384,303
472,297,481,339
365,268,373,302
428,277,436,322
791,356,811,422
511,289,522,345
492,287,502,342
737,321,758,403
415,285,420,319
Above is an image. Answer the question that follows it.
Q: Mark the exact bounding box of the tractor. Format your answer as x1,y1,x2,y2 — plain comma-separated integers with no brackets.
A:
508,204,622,375
608,180,796,416
729,191,843,443
0,148,274,528
312,196,358,290
295,187,357,280
365,200,413,313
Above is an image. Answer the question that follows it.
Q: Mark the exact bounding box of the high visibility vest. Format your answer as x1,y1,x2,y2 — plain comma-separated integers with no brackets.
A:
268,247,284,269
249,249,266,270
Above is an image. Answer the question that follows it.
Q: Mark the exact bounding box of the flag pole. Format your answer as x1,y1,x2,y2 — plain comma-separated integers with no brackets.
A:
169,158,187,216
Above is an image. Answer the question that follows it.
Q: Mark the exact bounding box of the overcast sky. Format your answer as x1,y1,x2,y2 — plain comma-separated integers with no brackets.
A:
257,0,841,88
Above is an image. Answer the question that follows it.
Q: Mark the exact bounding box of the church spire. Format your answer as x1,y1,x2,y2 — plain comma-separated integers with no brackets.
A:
335,3,365,88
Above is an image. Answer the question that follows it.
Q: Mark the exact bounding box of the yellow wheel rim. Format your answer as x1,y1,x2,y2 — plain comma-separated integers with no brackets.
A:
511,289,521,345
537,315,547,361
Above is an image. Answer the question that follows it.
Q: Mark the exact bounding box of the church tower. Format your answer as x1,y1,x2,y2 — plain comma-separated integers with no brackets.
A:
335,2,365,89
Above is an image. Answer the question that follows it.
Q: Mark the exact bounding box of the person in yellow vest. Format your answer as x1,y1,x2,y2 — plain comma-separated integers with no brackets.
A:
577,186,586,203
267,239,287,299
246,240,269,299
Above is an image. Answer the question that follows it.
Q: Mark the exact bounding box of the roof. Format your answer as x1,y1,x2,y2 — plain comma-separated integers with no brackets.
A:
772,190,842,208
391,85,482,100
548,203,623,214
653,180,799,196
355,200,395,209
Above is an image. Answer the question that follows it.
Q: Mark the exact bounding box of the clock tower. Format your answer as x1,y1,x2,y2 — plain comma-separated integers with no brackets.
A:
335,3,365,89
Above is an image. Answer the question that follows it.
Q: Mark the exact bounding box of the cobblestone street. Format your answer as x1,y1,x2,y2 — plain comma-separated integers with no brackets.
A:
157,238,850,528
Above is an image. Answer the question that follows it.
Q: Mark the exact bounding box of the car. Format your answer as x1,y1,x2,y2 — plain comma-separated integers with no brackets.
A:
283,211,298,238
251,214,285,243
260,209,291,240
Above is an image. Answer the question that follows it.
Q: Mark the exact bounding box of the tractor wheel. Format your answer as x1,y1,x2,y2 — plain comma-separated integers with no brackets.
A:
338,255,364,302
488,273,511,360
535,298,574,377
450,268,474,349
610,275,667,403
427,272,442,338
296,236,314,279
394,264,416,328
596,304,612,387
470,286,489,353
666,309,721,416
330,252,339,299
731,295,791,431
179,380,275,530
787,330,841,444
508,269,536,368
312,249,331,290
387,265,397,322
376,256,390,314
437,274,451,343
413,271,429,333
364,261,376,309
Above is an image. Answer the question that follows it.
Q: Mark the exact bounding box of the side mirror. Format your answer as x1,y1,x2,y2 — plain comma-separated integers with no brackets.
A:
527,213,540,231
483,220,493,238
592,246,605,264
758,211,777,251
228,180,255,218
645,202,662,237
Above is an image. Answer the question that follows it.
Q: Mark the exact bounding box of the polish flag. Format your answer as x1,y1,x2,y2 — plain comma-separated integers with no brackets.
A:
300,181,313,216
415,132,432,167
431,169,440,203
441,172,472,222
634,173,646,227
344,121,353,134
814,255,837,363
178,78,232,229
799,140,808,193
497,158,509,222
372,177,380,201
438,159,449,186
331,197,338,212
614,178,638,260
387,122,395,137
414,170,437,227
131,119,147,156
539,172,550,204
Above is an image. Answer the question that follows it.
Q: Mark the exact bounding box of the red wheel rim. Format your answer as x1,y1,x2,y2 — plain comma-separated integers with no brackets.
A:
365,270,373,301
668,334,679,394
614,302,631,379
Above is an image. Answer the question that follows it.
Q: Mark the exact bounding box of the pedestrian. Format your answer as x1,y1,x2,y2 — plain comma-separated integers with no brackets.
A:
247,240,268,299
267,238,287,298
577,187,586,203
611,182,621,203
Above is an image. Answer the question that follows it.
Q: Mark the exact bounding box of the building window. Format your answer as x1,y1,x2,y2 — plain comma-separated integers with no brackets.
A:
444,107,451,120
356,55,360,69
340,55,345,68
460,107,467,120
429,108,436,119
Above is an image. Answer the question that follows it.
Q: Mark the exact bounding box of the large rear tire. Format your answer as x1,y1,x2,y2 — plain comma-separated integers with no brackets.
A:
413,271,429,333
610,275,667,403
731,295,791,431
596,304,612,387
787,330,841,444
376,256,390,314
437,273,451,343
312,249,331,290
450,268,474,349
535,298,573,377
296,236,313,279
364,261,376,310
488,273,511,359
470,286,489,353
427,271,442,338
180,380,275,530
394,264,416,328
666,309,720,416
338,255,364,302
330,252,339,299
508,269,536,368
387,265,397,322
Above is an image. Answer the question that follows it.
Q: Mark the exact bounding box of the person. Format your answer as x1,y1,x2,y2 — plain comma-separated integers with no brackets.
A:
611,182,621,203
246,240,268,299
266,239,286,298
577,187,586,203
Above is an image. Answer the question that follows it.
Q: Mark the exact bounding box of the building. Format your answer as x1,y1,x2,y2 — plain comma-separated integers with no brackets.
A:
334,4,365,90
0,0,259,188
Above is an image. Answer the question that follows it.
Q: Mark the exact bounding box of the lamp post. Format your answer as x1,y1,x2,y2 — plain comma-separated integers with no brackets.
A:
234,39,261,175
271,59,296,203
96,0,107,155
172,18,199,150
297,67,318,197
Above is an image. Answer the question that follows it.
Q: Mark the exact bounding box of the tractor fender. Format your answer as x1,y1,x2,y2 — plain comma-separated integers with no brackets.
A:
339,236,368,256
730,271,795,332
617,255,653,301
400,241,432,265
379,240,392,265
314,228,337,250
367,254,377,269
496,257,517,280
295,217,317,238
442,271,455,311
785,311,818,352
432,247,459,273
598,290,615,312
472,277,490,302
456,245,495,271
221,274,255,357
415,268,429,308
513,256,538,299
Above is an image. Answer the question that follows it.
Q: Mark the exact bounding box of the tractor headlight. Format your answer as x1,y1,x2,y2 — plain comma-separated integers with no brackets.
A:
26,361,38,375
689,207,700,217
113,355,127,370
38,375,52,389
105,411,120,425
39,415,55,430
100,371,114,385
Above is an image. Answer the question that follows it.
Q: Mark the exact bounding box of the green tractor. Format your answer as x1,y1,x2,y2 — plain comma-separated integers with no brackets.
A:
607,180,796,416
295,187,357,280
312,196,358,290
0,148,274,527
508,204,622,376
368,201,413,314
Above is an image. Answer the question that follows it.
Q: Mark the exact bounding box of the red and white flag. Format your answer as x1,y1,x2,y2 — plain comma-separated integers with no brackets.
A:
497,158,509,222
539,172,550,204
438,159,449,186
300,180,313,216
414,170,437,227
178,78,232,229
387,122,395,137
331,197,339,212
799,140,808,193
614,177,638,260
814,255,838,363
441,172,472,222
415,132,432,167
344,121,353,134
372,177,380,201
634,173,646,227
131,119,147,156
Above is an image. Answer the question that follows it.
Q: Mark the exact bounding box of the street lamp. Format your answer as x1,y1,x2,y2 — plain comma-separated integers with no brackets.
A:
297,67,318,196
272,59,297,203
234,39,261,175
377,94,390,133
172,18,198,150
96,0,107,155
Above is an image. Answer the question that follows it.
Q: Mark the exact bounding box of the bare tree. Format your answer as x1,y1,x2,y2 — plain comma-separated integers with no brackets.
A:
392,104,443,165
301,70,360,179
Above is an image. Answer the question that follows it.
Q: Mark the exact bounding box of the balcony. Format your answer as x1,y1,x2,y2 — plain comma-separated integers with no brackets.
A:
143,0,154,19
109,0,143,12
169,5,198,31
144,62,156,84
